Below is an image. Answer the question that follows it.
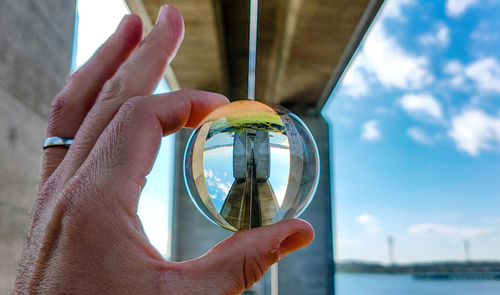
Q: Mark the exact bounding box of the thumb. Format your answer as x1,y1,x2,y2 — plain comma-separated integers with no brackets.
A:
179,219,314,294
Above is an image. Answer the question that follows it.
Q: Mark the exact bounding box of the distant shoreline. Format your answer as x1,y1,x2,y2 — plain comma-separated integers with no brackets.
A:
336,261,500,274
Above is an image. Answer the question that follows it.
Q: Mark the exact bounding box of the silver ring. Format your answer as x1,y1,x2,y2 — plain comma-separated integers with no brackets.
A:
43,137,74,149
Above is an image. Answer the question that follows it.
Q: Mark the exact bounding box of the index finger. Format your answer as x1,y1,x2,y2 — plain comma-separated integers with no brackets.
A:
74,89,228,215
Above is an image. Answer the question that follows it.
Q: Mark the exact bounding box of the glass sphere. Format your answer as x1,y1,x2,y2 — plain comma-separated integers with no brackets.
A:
183,100,319,231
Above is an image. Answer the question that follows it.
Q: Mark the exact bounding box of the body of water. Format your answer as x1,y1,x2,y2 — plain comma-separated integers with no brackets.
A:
335,273,500,295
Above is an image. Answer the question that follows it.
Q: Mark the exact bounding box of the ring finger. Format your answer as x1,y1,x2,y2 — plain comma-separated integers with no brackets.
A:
41,14,143,184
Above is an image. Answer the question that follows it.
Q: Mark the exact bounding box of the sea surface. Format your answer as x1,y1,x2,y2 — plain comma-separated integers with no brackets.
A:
335,273,500,295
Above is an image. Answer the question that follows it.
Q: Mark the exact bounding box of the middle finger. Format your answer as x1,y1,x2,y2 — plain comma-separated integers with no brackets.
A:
60,5,184,180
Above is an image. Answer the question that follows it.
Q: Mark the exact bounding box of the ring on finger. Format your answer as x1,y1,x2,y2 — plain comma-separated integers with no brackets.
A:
43,137,74,149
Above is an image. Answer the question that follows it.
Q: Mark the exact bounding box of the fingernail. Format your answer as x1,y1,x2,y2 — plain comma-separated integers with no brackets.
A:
278,229,313,257
157,5,169,24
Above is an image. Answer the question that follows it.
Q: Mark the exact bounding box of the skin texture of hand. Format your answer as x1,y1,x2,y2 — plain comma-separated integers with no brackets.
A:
15,5,314,294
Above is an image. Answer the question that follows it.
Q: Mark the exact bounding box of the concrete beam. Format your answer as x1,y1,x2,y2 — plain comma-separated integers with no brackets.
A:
219,0,250,99
262,0,301,100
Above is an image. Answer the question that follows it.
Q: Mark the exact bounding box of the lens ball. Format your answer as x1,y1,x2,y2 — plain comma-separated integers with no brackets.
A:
184,100,319,231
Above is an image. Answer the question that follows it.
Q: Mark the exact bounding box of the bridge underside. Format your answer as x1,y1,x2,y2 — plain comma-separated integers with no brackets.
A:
125,0,384,111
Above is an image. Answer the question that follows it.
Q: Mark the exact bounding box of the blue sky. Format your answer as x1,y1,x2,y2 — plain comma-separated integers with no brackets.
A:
75,0,500,263
323,0,500,263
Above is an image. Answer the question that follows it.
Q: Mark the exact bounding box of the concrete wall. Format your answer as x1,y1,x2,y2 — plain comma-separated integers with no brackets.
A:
0,0,75,291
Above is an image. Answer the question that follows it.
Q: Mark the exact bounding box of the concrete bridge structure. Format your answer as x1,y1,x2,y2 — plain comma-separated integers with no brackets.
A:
0,0,384,293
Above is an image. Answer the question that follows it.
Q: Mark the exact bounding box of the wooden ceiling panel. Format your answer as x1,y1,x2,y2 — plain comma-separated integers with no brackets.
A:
261,0,372,107
127,0,384,110
141,0,226,93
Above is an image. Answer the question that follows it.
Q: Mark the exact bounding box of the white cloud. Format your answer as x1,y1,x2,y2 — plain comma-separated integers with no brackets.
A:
216,182,231,195
356,24,433,91
407,127,433,145
450,75,466,88
470,20,500,43
437,25,450,46
444,60,463,75
340,6,433,98
204,169,214,178
464,58,500,93
408,223,494,239
419,24,450,47
382,0,415,20
444,61,467,89
445,0,479,17
444,58,500,93
399,93,443,120
448,109,500,156
361,120,381,141
340,66,370,98
355,214,383,234
356,214,377,225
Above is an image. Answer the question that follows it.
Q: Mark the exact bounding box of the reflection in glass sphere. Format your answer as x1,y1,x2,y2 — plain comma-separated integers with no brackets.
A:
184,100,320,231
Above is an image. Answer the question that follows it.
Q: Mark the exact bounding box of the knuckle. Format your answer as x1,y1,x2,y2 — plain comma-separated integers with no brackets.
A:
164,104,189,133
48,93,71,131
29,175,87,240
114,96,147,128
120,96,145,114
66,67,83,84
139,33,153,49
98,74,127,102
117,96,155,129
56,178,86,220
243,250,277,289
53,171,94,228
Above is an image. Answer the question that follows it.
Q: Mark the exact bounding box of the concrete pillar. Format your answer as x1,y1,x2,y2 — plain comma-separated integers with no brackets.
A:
276,112,334,294
172,128,268,293
0,0,75,291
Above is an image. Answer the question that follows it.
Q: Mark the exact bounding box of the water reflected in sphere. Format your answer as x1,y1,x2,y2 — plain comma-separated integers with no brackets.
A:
184,100,319,231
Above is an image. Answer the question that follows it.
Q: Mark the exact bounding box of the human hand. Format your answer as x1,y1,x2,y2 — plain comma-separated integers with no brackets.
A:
15,5,314,294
